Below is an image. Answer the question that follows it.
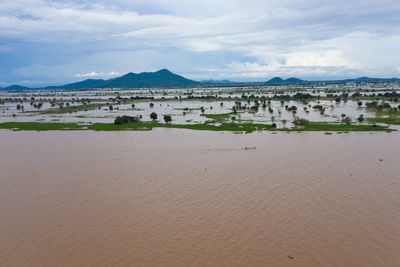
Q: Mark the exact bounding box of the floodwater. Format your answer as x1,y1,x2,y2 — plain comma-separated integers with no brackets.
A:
0,129,399,266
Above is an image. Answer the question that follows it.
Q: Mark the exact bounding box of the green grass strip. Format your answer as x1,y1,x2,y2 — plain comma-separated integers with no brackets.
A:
0,121,394,132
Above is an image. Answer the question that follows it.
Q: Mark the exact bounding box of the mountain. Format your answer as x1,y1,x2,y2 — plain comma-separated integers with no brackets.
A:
2,84,30,90
266,77,285,84
201,79,233,84
341,77,400,83
265,77,305,85
1,73,399,90
285,77,304,83
96,69,199,88
55,79,105,89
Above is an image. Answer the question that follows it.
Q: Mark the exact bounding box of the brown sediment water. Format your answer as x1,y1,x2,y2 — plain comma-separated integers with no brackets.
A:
0,129,399,266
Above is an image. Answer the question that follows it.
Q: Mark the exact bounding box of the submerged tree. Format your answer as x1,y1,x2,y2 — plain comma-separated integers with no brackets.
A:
293,118,310,126
150,112,157,121
342,116,352,125
163,115,172,123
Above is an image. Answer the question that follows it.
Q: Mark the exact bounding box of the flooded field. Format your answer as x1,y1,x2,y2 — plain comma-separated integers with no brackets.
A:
1,87,399,130
1,129,399,266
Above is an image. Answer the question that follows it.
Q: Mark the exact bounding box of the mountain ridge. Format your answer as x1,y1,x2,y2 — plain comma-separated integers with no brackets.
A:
1,70,400,90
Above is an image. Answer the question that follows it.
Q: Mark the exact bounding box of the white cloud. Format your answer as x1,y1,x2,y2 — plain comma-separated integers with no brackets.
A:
283,50,356,68
74,71,123,78
1,0,400,84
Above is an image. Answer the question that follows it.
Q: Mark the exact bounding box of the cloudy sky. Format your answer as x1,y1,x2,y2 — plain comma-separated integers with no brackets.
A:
1,0,400,86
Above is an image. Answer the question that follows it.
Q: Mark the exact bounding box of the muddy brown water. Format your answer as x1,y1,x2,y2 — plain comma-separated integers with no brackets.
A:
0,129,399,266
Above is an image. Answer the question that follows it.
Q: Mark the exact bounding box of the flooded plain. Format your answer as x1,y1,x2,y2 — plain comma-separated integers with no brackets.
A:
1,129,399,266
1,87,400,129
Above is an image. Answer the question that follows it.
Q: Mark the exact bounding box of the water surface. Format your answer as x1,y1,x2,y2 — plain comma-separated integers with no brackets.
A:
0,130,399,266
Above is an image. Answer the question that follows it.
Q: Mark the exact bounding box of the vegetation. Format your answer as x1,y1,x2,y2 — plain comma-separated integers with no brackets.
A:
0,122,86,131
366,117,400,125
293,118,310,126
25,102,111,114
114,115,140,125
163,115,172,123
0,121,392,133
200,112,235,120
150,112,157,121
291,122,391,132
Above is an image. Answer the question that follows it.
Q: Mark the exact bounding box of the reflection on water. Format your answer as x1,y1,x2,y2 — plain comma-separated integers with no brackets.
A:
0,129,399,266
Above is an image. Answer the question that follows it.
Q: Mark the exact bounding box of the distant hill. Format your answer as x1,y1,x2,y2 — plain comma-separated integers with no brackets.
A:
1,73,399,90
265,77,305,85
201,79,233,84
95,69,199,88
2,84,31,90
53,79,105,89
285,77,304,83
41,69,199,89
340,77,400,83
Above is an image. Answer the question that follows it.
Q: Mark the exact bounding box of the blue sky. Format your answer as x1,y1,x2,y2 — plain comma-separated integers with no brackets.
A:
1,0,400,86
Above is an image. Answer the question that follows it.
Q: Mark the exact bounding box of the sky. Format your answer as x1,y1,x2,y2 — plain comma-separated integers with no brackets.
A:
1,0,400,86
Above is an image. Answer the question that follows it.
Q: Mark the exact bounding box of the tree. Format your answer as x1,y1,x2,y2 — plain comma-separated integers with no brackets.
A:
293,118,310,126
357,115,364,123
357,101,362,107
114,115,140,125
149,103,154,108
163,115,172,123
150,112,157,121
342,116,352,125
